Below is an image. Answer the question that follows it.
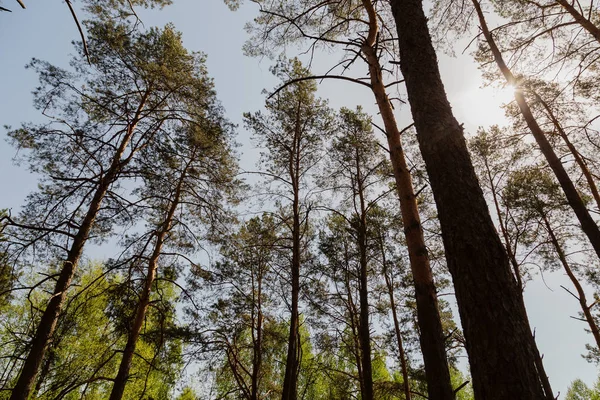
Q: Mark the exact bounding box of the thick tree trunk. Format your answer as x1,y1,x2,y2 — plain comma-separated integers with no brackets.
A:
542,213,600,349
356,153,374,400
472,0,600,260
109,156,189,400
359,2,454,398
390,0,547,398
556,0,600,43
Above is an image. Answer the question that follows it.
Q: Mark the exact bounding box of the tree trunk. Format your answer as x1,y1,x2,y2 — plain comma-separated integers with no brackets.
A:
344,260,365,398
10,125,145,400
472,0,600,260
556,0,600,43
533,92,600,212
541,213,600,349
33,348,55,396
359,2,454,398
390,0,547,398
10,88,151,400
380,235,411,400
355,150,374,400
251,270,263,400
282,110,302,400
109,155,190,400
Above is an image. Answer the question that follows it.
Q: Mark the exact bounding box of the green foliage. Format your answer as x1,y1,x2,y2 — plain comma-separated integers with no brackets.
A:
0,262,183,399
176,386,200,400
566,378,600,400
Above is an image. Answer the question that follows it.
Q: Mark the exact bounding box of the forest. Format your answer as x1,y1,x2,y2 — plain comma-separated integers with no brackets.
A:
1,0,600,399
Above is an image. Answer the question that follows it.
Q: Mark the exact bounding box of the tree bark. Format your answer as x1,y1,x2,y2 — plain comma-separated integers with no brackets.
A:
390,0,547,398
9,88,151,400
472,0,600,260
109,153,190,400
359,1,454,398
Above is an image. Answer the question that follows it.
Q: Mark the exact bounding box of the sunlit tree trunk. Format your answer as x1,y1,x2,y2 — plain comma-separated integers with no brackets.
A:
359,2,453,398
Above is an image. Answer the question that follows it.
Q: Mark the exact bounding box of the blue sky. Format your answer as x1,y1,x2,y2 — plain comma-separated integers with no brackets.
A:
0,0,598,396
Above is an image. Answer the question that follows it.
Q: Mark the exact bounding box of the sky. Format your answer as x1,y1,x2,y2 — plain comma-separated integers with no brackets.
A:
0,0,598,396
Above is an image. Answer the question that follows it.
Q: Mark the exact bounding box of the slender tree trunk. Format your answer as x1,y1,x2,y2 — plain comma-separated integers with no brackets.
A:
390,0,547,398
379,234,411,400
355,151,374,400
9,87,151,400
533,92,600,212
556,0,600,42
359,2,454,398
484,161,554,399
109,155,190,400
282,112,302,400
11,183,112,400
251,271,263,400
472,0,600,260
541,213,600,349
344,264,365,397
387,280,411,400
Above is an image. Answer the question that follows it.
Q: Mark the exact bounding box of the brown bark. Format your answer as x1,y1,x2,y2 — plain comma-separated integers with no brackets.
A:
541,213,600,350
109,153,191,400
472,0,600,260
359,1,454,398
390,0,548,398
281,102,302,400
10,88,151,400
556,0,600,43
